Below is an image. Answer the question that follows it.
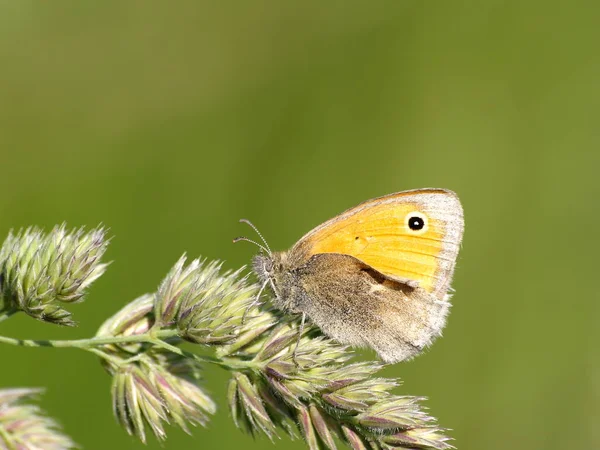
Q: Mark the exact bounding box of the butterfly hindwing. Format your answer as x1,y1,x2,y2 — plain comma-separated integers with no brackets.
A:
293,253,449,362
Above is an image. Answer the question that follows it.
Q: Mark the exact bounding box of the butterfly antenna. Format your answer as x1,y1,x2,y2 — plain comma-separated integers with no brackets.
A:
232,236,270,254
238,219,272,255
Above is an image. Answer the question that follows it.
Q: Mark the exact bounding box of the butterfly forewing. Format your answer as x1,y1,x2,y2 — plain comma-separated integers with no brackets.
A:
291,189,464,297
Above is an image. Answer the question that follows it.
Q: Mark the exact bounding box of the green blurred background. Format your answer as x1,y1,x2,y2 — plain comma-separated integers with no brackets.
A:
1,1,599,449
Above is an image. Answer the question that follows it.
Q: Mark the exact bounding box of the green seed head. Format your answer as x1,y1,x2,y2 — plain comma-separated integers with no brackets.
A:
0,225,109,326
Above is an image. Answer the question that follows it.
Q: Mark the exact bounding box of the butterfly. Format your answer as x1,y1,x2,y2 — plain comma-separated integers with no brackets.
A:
237,188,464,363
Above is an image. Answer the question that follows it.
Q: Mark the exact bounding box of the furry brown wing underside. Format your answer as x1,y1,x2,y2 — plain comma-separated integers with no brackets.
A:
293,253,450,363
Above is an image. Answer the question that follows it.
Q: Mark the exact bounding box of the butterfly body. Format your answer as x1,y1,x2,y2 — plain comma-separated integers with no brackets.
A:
251,188,464,364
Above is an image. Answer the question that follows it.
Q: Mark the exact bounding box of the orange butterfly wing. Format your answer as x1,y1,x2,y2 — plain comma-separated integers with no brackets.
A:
291,189,464,297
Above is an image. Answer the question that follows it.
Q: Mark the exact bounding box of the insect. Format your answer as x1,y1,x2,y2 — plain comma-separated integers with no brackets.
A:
236,188,464,363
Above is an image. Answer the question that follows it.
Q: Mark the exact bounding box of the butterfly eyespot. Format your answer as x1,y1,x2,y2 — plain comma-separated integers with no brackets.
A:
408,217,424,230
405,212,428,234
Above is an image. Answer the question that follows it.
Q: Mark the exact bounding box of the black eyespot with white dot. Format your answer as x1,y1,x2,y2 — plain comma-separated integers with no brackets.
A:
405,212,428,234
408,216,425,231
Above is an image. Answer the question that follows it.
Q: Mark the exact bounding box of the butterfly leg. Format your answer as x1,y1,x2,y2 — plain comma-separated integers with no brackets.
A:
292,312,306,368
242,279,269,324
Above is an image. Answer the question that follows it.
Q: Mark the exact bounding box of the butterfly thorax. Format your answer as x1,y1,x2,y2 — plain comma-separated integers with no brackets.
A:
252,251,299,312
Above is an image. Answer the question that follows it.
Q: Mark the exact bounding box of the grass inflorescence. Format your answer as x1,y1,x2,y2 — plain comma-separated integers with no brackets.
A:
0,226,453,450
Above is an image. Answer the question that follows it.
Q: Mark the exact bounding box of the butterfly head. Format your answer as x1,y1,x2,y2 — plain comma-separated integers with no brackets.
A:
252,250,301,313
234,218,286,300
251,252,274,283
